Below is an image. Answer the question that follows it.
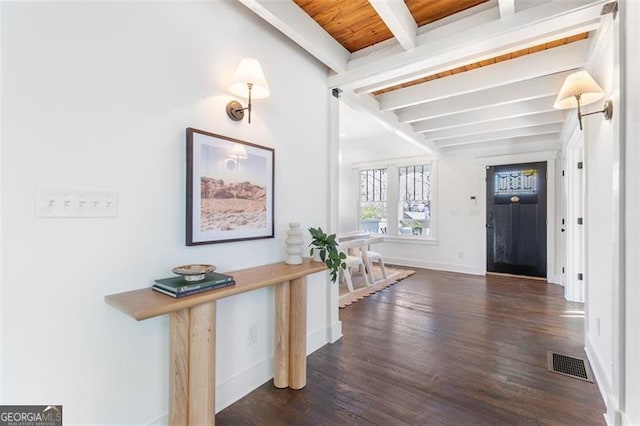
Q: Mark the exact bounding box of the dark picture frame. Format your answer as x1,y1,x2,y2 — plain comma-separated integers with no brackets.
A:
186,127,274,245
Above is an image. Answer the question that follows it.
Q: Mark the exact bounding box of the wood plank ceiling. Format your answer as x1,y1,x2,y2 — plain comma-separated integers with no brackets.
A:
293,0,488,52
373,32,589,95
240,0,610,155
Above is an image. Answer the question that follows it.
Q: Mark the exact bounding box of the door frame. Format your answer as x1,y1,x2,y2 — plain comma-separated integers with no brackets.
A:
486,161,548,278
477,151,558,283
564,127,585,302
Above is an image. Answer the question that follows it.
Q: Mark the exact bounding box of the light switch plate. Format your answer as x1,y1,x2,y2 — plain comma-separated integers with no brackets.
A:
38,188,119,218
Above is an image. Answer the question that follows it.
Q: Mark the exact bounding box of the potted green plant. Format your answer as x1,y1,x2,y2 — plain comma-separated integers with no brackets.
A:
308,227,347,283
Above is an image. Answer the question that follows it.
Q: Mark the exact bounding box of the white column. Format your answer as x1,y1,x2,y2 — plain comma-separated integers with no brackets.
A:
610,10,625,425
386,164,399,236
623,1,640,424
327,89,342,343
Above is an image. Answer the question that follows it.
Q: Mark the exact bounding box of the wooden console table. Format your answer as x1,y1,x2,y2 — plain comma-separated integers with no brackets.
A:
105,259,326,426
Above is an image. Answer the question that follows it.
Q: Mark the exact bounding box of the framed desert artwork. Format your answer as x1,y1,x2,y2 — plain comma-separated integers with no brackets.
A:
186,128,274,245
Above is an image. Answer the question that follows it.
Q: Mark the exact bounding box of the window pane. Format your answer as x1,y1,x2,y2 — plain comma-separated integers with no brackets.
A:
494,169,537,195
359,168,387,234
398,164,431,236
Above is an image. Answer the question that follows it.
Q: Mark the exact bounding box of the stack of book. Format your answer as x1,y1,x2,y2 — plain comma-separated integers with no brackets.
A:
152,271,235,298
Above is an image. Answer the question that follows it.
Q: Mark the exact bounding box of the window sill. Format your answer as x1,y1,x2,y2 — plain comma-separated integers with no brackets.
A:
382,236,439,245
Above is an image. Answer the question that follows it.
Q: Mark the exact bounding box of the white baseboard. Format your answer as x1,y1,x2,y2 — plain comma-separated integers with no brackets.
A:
384,256,484,276
386,256,563,283
147,414,167,426
216,355,275,412
585,333,615,425
307,326,330,354
147,355,275,426
216,326,329,412
548,274,562,285
327,320,343,343
147,326,332,426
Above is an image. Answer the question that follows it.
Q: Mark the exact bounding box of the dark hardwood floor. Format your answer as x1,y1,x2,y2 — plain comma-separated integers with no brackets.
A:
217,268,605,425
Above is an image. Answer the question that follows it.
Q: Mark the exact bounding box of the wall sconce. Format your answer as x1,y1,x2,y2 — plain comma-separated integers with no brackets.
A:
226,58,270,124
553,70,613,131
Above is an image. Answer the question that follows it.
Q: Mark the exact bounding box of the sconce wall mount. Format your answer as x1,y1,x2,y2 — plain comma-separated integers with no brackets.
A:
226,100,246,121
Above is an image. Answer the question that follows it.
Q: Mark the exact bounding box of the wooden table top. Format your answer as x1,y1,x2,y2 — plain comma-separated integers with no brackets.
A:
105,259,327,321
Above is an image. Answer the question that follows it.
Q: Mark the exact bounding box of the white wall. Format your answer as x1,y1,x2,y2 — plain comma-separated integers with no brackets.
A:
578,16,617,421
386,155,484,274
342,134,552,276
338,134,431,233
339,130,562,278
1,2,332,424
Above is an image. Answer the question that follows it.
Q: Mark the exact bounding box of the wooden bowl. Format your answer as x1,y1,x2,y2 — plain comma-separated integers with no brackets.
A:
171,264,215,282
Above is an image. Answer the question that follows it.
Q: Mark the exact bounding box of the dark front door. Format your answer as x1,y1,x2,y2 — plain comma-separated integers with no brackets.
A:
486,162,547,278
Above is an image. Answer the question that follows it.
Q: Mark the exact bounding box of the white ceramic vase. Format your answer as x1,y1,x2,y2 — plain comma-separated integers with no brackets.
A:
285,222,304,265
311,248,323,262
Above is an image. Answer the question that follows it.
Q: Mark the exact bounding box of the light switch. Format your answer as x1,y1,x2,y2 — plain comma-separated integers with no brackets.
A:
38,188,119,218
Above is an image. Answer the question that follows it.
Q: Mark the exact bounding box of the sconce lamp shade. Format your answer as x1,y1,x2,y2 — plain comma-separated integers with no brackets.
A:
229,58,270,99
553,70,604,109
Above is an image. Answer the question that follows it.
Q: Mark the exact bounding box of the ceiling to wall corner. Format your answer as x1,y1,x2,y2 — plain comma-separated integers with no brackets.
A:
238,0,611,155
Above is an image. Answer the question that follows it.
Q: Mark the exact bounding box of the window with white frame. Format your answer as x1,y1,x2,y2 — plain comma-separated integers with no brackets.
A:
398,164,432,237
359,168,387,234
356,160,436,239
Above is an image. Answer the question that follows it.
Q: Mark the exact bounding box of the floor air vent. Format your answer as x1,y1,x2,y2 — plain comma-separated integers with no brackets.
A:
547,351,593,382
